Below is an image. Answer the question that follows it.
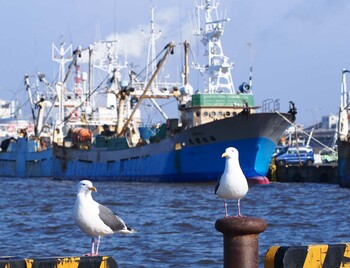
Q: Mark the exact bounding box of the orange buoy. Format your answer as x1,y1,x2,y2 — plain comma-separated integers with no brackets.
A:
71,128,92,144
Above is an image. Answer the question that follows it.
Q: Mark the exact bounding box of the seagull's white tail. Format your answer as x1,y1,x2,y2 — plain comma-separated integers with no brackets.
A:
127,227,138,234
117,226,138,234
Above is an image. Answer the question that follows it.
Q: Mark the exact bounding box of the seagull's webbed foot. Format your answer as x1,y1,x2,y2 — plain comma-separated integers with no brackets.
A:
83,237,99,256
83,253,99,256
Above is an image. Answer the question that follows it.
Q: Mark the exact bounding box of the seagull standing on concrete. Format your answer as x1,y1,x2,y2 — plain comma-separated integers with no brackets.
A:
215,147,249,217
74,180,137,256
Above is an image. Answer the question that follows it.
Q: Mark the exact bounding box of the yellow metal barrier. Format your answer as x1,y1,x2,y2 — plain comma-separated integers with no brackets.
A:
265,244,350,267
0,256,118,268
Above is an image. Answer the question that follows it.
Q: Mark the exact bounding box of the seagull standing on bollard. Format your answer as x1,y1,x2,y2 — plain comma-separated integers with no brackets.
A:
74,180,137,256
215,147,249,217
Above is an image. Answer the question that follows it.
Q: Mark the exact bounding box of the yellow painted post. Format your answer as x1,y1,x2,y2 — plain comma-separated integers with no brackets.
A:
264,246,280,268
303,244,328,267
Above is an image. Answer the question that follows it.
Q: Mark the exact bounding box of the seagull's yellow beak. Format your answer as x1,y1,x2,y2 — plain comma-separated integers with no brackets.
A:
89,186,97,192
222,152,228,158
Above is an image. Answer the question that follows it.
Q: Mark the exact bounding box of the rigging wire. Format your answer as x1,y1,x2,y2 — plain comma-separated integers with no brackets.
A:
132,44,168,83
276,111,337,153
57,73,111,127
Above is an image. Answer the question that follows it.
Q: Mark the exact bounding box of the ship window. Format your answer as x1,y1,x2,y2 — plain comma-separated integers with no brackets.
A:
204,111,209,117
225,111,230,116
211,111,216,117
175,143,182,150
195,138,201,144
189,139,195,145
232,112,237,116
202,137,208,143
210,136,216,141
218,111,223,117
195,111,200,117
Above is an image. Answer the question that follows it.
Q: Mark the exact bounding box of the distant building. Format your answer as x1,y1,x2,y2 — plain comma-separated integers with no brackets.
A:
303,114,337,152
279,114,338,153
0,99,20,118
322,114,338,129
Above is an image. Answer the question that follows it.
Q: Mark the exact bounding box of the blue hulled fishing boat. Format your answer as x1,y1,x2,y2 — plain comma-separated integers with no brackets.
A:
52,0,296,183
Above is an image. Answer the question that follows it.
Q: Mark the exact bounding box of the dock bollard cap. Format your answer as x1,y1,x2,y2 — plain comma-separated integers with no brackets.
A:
215,216,267,236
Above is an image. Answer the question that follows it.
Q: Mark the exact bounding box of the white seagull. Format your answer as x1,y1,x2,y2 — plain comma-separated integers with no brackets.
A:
74,180,137,256
215,147,249,217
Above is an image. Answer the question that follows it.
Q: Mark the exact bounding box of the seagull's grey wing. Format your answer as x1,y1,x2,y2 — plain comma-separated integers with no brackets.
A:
215,175,221,194
98,204,127,232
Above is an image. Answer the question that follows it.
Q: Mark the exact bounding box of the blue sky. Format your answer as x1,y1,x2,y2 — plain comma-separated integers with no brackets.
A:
0,0,350,126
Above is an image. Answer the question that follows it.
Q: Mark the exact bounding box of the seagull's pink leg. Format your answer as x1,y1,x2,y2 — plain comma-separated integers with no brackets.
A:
237,199,242,217
91,237,95,255
84,238,96,256
95,236,101,256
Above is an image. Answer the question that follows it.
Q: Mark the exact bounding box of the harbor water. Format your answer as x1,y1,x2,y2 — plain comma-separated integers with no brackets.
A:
1,178,350,267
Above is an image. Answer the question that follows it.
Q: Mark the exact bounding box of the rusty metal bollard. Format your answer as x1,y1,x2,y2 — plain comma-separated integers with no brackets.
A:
215,216,267,268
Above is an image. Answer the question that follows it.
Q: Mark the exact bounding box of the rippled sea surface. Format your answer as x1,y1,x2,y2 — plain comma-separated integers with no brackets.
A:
1,178,350,267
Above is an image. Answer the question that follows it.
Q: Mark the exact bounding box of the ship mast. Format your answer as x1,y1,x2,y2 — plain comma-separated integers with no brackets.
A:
118,42,176,137
142,6,162,92
52,42,73,86
194,0,234,94
52,42,73,123
141,6,169,120
338,69,350,141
